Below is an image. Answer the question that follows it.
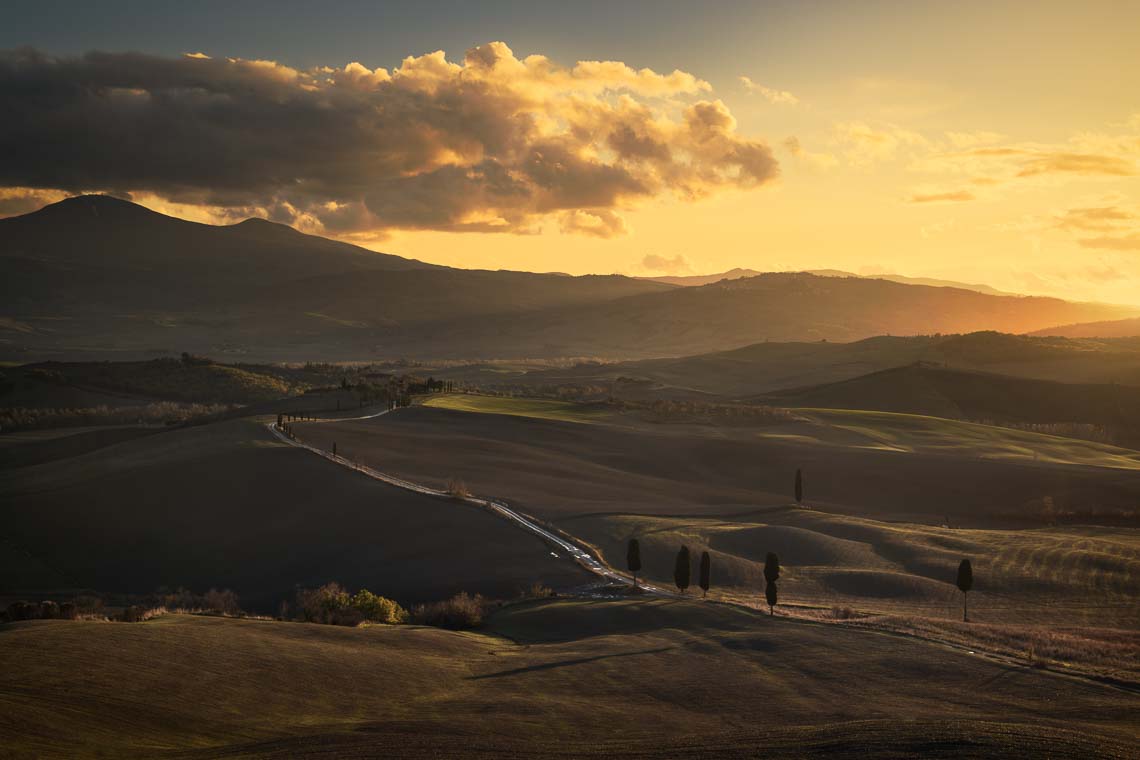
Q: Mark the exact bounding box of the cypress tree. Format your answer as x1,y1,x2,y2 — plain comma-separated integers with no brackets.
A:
956,559,974,622
626,539,642,588
674,545,691,593
699,551,711,598
795,468,804,506
764,552,780,615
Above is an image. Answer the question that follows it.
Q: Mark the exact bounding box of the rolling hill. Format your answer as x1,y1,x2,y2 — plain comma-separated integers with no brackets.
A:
644,267,1013,295
514,332,1140,397
3,196,1137,362
5,599,1136,758
759,363,1140,433
1032,316,1140,339
0,417,590,609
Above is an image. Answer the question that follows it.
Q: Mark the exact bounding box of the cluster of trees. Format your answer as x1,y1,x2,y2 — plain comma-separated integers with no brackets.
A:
293,583,408,626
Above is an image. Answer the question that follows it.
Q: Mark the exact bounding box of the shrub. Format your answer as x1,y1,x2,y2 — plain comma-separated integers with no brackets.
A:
59,602,78,620
446,477,471,498
350,589,408,624
295,583,406,626
521,582,554,599
410,592,486,629
5,601,38,621
39,601,60,619
202,588,242,616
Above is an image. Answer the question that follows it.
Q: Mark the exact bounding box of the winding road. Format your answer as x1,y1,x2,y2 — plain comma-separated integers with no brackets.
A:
265,408,673,594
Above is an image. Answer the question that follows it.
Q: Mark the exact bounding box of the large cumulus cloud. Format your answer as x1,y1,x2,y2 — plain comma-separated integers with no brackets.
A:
0,42,778,237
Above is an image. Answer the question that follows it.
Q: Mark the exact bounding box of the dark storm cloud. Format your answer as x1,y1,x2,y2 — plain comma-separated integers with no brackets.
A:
0,43,779,237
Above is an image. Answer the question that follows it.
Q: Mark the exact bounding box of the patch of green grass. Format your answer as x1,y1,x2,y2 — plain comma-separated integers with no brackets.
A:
423,394,613,424
800,408,1140,469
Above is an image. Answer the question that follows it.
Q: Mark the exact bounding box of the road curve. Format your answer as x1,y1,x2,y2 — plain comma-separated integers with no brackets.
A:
266,409,674,595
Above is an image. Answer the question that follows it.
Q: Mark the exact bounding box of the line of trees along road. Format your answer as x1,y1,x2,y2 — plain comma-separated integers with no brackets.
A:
627,537,976,622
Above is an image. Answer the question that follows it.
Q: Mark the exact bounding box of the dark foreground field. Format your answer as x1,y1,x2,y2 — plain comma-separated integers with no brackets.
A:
0,417,589,610
2,599,1136,759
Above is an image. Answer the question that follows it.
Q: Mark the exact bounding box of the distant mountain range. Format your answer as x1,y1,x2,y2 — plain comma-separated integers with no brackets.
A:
1030,317,1140,339
640,267,1013,296
2,196,1138,361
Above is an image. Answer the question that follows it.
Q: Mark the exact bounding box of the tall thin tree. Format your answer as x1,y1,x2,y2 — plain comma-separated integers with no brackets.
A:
764,552,780,615
674,545,691,593
627,538,642,589
956,559,973,622
795,469,804,506
699,551,711,598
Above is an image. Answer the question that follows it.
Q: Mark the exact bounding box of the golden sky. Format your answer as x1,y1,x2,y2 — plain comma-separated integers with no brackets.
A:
2,2,1138,304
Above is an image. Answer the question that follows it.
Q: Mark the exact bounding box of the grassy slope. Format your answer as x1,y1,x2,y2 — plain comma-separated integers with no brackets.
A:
1,600,1136,758
309,403,1140,524
564,511,1140,629
796,408,1140,469
0,417,589,608
517,333,1140,397
295,404,1140,627
423,394,614,424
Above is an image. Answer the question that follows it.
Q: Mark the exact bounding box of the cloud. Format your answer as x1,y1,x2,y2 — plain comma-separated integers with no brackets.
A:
944,130,1006,149
908,190,975,203
832,121,929,165
739,76,799,105
560,209,628,238
0,43,777,236
1050,204,1140,251
783,136,839,169
641,253,692,274
1078,233,1140,251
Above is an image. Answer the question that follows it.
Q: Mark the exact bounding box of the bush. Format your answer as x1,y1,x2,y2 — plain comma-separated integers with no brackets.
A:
5,601,38,621
203,588,242,616
295,583,406,626
446,477,471,498
59,602,78,620
350,589,408,624
410,592,486,629
39,601,60,619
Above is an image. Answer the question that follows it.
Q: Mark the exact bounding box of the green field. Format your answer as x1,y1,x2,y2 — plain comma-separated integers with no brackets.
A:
423,394,614,424
2,599,1136,758
797,408,1140,469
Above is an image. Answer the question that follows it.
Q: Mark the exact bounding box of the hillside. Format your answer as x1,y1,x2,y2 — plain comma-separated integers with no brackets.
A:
513,332,1140,397
3,198,1137,362
435,274,1138,359
1032,316,1140,339
644,268,1012,295
0,418,589,609
2,600,1136,758
0,196,675,361
760,363,1140,434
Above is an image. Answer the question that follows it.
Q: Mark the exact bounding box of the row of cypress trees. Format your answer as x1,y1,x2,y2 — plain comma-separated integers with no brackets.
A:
626,538,782,614
628,538,976,621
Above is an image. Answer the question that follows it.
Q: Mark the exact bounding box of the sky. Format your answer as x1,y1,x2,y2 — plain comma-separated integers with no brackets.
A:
2,0,1139,304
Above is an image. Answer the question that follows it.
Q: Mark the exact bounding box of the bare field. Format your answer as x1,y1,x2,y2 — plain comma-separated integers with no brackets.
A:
565,511,1140,629
1,599,1136,758
0,417,590,609
295,402,1140,526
